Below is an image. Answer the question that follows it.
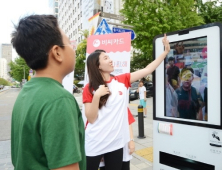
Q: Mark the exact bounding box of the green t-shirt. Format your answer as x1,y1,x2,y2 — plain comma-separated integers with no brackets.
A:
176,86,202,120
11,77,86,170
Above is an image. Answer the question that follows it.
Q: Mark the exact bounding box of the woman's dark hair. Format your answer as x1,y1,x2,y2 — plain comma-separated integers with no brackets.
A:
87,49,111,109
11,15,64,70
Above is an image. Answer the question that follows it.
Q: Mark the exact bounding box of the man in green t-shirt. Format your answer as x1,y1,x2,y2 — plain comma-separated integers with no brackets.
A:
11,15,86,170
176,68,203,120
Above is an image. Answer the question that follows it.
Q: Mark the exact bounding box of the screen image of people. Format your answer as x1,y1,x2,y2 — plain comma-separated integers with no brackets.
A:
165,37,208,121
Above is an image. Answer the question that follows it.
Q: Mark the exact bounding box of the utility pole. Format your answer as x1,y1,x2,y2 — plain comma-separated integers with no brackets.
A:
23,66,25,80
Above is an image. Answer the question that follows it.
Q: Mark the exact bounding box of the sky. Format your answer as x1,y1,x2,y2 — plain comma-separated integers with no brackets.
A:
0,0,50,59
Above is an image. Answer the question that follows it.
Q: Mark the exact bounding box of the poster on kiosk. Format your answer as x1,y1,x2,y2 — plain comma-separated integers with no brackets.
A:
82,32,131,124
153,23,222,170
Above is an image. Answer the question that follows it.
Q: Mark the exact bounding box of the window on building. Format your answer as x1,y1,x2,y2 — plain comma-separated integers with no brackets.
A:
55,1,58,7
78,37,80,42
81,24,82,29
78,15,79,20
78,26,79,30
73,10,74,15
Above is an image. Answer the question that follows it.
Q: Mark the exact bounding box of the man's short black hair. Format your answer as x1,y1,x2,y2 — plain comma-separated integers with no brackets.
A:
11,15,64,70
168,57,174,62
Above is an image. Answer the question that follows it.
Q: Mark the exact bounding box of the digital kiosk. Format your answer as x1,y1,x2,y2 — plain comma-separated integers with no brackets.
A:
153,23,222,170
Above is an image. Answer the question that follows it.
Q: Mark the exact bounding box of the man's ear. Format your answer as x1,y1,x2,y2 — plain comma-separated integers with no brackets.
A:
51,45,63,63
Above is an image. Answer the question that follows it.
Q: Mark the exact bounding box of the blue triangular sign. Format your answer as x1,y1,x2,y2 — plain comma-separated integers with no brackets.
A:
94,19,112,35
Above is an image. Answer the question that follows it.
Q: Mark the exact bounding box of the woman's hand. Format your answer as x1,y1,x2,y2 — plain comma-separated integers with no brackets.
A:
95,85,110,97
162,34,170,54
128,140,135,155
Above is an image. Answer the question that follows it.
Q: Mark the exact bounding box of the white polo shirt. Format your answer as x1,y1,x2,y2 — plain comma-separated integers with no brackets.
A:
139,86,146,99
83,73,131,156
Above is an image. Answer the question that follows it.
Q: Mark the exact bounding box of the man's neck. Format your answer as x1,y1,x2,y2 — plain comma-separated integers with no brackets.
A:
182,86,191,91
35,69,64,84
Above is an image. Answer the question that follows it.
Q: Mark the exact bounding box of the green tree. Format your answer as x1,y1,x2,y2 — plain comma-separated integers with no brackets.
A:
197,0,222,24
79,29,89,39
0,78,10,86
75,29,88,80
8,57,30,82
120,0,204,70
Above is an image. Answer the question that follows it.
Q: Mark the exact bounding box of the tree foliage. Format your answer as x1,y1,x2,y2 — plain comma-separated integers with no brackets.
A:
0,78,10,86
197,0,222,24
75,29,88,79
120,0,204,70
8,57,30,82
75,39,87,79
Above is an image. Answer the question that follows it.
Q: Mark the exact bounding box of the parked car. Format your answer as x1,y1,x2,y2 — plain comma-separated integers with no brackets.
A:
144,81,153,97
0,85,4,90
73,84,80,94
129,81,153,100
129,82,139,100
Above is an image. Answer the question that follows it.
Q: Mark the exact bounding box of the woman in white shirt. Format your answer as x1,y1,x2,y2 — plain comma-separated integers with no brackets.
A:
83,34,170,170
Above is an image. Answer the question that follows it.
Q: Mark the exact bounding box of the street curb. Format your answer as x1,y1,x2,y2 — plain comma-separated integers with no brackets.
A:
0,89,10,93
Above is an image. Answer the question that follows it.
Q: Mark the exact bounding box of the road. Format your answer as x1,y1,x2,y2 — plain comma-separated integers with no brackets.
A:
0,88,20,141
0,88,20,170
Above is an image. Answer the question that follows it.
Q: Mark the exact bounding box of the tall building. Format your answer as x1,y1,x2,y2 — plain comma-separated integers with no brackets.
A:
58,0,84,45
49,0,59,18
1,44,12,77
58,0,123,45
0,58,8,80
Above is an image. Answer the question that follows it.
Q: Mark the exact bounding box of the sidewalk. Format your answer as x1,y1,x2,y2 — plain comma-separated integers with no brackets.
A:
74,93,154,170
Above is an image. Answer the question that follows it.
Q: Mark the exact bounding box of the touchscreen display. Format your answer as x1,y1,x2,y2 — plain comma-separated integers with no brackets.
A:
165,37,207,121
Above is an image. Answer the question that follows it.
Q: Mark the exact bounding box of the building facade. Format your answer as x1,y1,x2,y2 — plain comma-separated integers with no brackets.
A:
58,0,123,45
0,58,8,80
1,44,12,78
49,0,59,18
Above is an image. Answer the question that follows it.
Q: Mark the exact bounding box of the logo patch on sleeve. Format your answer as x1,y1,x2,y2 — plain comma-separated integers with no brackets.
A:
119,91,123,95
